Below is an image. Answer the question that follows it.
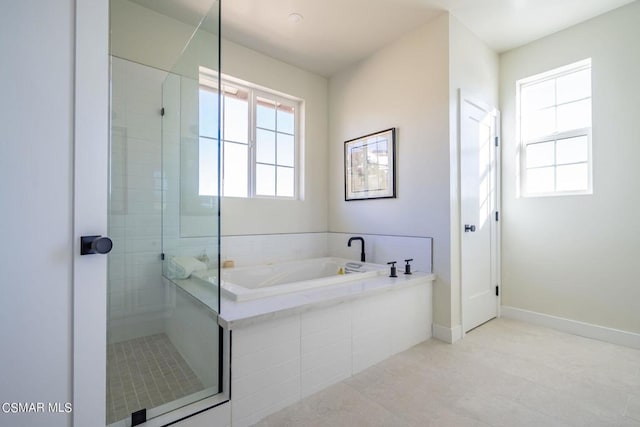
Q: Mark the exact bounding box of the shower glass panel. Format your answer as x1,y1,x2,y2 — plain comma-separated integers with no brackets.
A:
107,1,221,425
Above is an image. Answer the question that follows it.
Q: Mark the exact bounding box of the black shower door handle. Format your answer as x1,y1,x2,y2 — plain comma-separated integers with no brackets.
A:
80,235,113,255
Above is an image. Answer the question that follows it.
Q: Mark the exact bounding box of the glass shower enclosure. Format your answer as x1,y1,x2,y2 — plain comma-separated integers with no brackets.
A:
107,1,222,425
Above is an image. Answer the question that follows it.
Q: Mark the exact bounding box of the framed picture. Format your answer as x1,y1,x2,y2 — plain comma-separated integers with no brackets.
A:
344,128,396,201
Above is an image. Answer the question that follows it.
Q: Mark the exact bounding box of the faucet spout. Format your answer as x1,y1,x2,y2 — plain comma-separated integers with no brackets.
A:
347,236,366,262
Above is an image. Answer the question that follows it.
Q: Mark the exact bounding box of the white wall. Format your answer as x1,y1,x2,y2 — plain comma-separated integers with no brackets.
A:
448,16,500,329
500,1,640,334
0,1,74,426
328,15,452,326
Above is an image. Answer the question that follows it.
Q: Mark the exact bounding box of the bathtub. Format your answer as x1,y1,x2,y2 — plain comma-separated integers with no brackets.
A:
192,257,388,302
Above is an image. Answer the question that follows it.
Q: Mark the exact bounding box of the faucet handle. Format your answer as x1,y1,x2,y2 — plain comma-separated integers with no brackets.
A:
387,261,398,278
404,259,413,275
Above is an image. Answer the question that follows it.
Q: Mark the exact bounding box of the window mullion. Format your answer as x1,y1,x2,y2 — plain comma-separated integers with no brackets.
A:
553,78,558,136
553,139,558,192
249,88,256,198
274,102,279,196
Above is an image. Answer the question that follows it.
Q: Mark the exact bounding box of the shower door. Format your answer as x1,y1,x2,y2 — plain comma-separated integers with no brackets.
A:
105,1,223,425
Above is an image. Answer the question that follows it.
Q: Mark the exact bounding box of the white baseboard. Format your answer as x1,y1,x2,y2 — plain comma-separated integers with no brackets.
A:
501,306,640,350
432,323,462,344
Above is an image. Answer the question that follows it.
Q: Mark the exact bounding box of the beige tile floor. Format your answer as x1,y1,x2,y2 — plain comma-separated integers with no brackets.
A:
255,318,640,427
106,333,204,424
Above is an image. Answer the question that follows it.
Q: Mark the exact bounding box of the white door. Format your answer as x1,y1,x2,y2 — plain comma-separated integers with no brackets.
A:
460,92,500,333
73,0,109,425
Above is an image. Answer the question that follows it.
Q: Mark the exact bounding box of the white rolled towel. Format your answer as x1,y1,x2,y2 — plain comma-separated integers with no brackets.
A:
166,256,207,280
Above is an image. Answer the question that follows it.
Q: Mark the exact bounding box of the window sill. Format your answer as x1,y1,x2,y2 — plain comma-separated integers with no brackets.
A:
520,189,593,199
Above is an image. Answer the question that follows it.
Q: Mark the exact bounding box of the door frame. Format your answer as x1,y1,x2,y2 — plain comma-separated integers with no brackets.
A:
73,0,109,424
458,90,502,337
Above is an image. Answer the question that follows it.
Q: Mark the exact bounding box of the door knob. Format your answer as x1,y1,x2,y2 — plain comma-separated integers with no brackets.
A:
464,224,476,233
81,235,113,255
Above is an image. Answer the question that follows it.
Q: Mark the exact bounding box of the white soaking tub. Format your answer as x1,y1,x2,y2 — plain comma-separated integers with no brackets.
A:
192,257,388,302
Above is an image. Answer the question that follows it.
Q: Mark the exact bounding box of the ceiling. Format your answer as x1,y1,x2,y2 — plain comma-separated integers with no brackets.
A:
437,0,636,53
131,0,636,77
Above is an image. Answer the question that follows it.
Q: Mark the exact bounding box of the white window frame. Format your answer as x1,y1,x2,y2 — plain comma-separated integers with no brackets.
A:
517,58,593,197
251,88,300,200
199,68,302,200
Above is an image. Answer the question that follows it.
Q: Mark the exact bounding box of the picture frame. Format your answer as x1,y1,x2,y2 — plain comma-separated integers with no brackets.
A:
344,128,396,201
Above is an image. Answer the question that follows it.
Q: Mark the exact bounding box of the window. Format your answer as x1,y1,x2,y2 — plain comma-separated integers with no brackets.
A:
517,59,592,196
255,97,296,197
198,68,301,199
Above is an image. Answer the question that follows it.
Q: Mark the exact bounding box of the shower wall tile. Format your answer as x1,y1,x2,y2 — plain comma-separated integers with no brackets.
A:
328,232,433,273
165,236,218,264
109,57,167,343
221,232,328,267
221,232,433,272
121,237,161,254
134,286,166,311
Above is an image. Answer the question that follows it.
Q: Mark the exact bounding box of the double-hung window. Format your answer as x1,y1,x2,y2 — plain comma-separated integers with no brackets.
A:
518,58,592,196
198,68,301,199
